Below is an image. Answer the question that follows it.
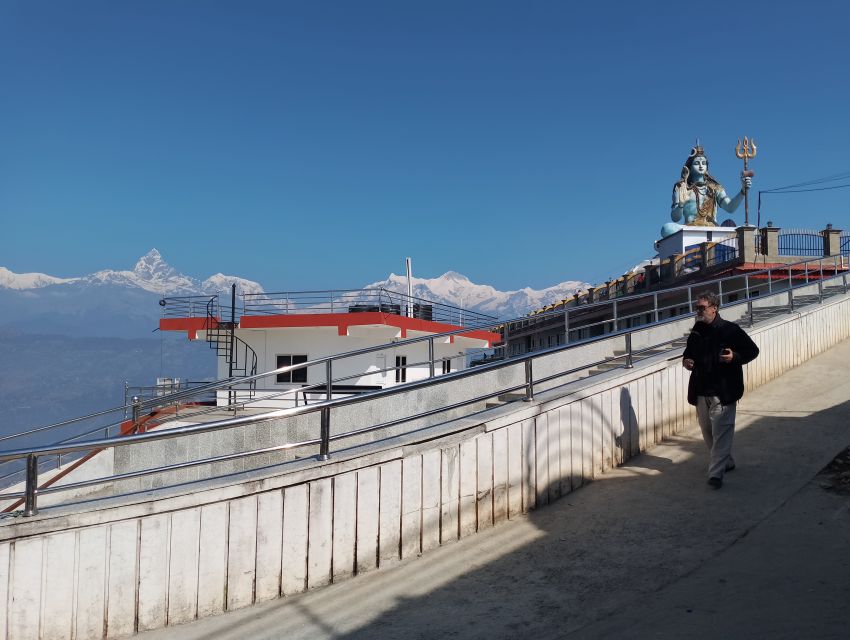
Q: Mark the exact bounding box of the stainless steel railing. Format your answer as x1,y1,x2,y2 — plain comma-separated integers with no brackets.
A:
241,287,496,327
2,254,848,516
507,254,849,347
4,254,846,453
0,328,684,516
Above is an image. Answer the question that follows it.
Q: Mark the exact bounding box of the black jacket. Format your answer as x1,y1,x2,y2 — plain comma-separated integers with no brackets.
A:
683,315,759,406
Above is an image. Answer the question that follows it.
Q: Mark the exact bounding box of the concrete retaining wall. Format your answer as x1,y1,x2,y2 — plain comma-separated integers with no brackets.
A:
1,288,849,639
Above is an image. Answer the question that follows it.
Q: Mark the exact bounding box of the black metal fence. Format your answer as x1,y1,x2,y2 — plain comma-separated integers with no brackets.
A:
777,229,824,257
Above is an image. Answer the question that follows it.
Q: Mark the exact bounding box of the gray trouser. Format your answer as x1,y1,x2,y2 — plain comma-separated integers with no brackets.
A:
695,395,737,479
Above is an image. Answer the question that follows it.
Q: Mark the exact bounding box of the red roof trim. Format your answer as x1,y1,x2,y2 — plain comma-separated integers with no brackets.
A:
159,317,219,340
238,312,500,346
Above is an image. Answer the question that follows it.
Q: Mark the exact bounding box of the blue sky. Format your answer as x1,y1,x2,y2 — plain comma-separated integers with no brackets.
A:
2,0,848,291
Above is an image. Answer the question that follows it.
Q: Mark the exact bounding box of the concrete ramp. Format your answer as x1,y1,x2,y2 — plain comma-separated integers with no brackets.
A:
137,336,850,640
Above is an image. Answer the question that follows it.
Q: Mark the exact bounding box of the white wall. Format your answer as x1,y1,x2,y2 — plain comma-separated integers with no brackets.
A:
2,290,849,639
215,327,474,408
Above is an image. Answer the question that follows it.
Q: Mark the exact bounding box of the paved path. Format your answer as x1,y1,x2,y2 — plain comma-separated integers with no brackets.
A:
141,339,850,640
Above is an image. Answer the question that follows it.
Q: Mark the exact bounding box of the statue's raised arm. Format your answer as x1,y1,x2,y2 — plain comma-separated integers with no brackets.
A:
662,144,753,238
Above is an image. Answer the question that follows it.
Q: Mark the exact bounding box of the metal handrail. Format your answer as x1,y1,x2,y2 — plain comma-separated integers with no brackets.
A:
0,327,682,467
509,253,847,330
0,324,697,511
3,253,848,516
241,287,495,325
2,254,845,448
0,256,844,450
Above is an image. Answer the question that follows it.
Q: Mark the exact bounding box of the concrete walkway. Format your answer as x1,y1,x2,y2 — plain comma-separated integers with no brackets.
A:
141,338,850,640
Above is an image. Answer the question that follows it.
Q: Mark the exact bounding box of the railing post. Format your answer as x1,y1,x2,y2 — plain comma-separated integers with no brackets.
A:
131,395,141,431
818,259,824,303
718,279,723,305
788,265,794,291
625,333,634,368
612,300,618,331
564,309,570,344
767,267,773,294
523,359,534,402
687,286,692,313
326,361,333,401
24,454,38,517
428,338,435,377
653,292,659,323
318,406,331,461
748,299,754,327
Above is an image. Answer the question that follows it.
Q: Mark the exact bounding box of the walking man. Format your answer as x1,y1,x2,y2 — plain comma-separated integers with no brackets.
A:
683,291,759,489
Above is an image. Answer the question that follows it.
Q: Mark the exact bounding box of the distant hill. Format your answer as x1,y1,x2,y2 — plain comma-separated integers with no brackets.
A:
0,330,216,443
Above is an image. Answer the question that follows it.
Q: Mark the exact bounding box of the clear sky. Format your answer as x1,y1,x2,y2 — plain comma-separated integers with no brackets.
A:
2,0,848,291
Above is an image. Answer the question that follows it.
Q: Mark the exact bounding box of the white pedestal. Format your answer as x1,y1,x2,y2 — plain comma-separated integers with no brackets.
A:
656,226,738,262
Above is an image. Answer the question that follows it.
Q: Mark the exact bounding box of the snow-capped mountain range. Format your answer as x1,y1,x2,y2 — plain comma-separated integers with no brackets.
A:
1,249,591,323
366,271,590,320
0,249,264,296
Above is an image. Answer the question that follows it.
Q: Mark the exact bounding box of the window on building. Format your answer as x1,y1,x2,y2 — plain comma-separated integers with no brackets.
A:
276,354,308,383
395,355,408,383
442,357,452,374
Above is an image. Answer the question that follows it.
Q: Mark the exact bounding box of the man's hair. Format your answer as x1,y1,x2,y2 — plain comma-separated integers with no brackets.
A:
697,290,721,308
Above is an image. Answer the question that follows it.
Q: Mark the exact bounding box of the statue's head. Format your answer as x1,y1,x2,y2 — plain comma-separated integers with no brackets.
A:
681,144,714,185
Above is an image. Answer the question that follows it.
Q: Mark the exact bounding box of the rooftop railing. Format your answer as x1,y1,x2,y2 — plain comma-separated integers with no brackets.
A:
241,287,495,327
159,288,496,328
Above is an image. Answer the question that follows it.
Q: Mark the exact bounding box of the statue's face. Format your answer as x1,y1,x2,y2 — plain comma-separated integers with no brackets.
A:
691,156,708,176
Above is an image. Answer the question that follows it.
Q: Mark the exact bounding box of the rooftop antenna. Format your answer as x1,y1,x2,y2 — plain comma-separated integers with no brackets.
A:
406,257,413,318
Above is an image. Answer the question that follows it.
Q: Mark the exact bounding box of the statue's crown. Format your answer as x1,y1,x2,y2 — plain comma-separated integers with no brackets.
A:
690,145,705,158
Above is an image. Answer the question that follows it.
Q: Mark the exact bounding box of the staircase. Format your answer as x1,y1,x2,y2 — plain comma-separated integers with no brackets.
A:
204,296,258,398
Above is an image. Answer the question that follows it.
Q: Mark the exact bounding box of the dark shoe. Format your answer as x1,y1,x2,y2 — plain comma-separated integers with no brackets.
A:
725,462,736,472
707,477,723,489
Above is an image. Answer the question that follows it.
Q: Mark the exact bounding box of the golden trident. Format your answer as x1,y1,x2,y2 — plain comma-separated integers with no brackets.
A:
735,136,757,226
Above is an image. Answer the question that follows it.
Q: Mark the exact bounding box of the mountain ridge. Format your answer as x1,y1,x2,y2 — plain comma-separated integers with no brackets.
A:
2,250,592,322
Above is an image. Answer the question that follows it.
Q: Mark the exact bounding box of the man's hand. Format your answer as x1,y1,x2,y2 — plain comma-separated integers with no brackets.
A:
720,348,734,363
741,174,753,192
683,358,695,370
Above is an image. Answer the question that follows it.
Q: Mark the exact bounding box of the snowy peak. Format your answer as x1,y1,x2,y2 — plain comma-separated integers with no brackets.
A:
0,266,78,290
2,250,264,296
202,273,264,295
365,272,592,319
133,248,179,282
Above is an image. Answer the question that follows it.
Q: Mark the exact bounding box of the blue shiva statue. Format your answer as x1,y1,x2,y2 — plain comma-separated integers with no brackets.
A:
661,144,753,238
